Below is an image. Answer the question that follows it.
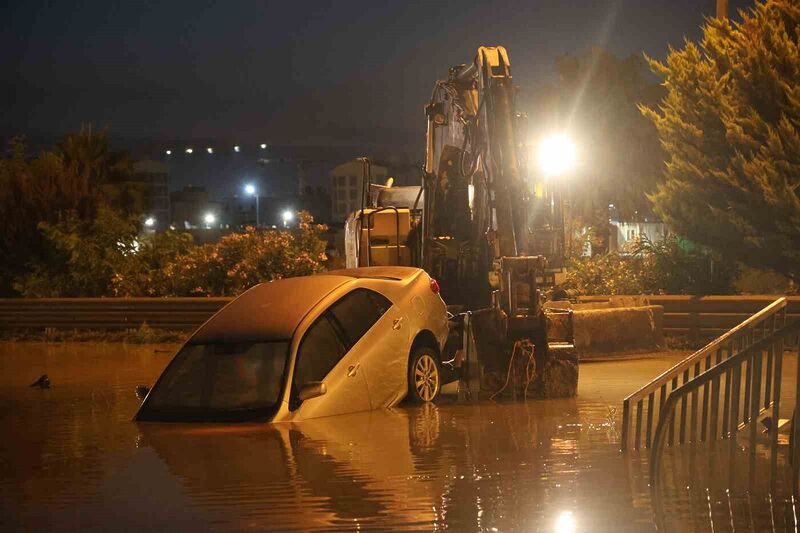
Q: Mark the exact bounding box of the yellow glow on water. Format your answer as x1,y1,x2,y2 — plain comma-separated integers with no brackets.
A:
554,511,576,533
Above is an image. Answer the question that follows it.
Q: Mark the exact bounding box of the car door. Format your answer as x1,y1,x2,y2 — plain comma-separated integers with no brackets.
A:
292,313,370,420
328,288,409,408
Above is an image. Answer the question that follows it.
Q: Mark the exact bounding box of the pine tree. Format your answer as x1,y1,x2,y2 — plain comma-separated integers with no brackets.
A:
642,0,800,281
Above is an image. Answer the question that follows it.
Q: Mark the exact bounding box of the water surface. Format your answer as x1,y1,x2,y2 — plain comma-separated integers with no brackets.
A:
1,343,794,531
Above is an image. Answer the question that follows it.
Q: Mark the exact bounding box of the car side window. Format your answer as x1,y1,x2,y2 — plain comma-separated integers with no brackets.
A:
294,316,346,387
328,288,392,348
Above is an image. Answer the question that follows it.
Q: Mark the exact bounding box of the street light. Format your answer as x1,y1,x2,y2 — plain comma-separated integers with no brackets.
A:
206,147,214,154
537,134,576,177
185,147,193,154
165,149,172,155
203,212,216,228
282,209,294,228
260,143,267,149
234,145,241,153
144,216,156,228
244,183,259,228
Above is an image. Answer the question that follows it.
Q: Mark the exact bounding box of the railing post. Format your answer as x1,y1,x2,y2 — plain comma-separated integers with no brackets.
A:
770,337,783,485
621,399,631,452
646,392,655,448
635,399,644,450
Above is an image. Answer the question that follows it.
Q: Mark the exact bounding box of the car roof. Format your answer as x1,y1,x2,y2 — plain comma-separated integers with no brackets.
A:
190,275,353,343
325,266,423,282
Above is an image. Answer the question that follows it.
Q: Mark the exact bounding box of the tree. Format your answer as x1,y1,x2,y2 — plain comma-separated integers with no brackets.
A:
14,206,141,297
642,0,800,281
0,127,138,294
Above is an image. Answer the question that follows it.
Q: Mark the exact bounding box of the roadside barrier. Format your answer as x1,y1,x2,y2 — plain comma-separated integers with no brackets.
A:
1,294,798,333
0,297,231,330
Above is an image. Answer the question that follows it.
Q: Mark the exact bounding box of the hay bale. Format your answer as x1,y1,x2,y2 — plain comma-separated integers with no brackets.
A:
572,305,663,354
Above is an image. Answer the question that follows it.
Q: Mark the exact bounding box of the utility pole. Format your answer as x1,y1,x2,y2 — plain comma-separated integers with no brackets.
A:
717,0,728,19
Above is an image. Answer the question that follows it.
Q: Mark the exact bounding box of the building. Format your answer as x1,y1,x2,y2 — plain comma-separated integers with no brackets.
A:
608,206,669,252
170,186,218,229
330,160,388,224
132,159,169,230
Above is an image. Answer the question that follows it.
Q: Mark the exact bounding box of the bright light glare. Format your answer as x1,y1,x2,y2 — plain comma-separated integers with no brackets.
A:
165,149,172,155
206,147,213,154
260,143,267,149
185,147,194,154
244,184,256,196
282,210,294,223
144,216,156,227
554,511,576,533
537,134,576,176
234,145,241,152
203,212,216,225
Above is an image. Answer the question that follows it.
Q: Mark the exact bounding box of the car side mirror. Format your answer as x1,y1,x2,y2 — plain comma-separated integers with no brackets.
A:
298,381,327,401
135,385,150,401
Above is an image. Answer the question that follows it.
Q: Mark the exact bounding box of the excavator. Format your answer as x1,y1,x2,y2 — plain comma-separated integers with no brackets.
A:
344,46,577,399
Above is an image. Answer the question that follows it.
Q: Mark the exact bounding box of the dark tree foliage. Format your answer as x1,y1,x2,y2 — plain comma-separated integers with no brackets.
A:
643,0,800,281
0,126,139,295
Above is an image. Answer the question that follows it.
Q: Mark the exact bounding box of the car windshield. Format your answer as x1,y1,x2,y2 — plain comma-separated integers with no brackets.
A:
137,341,289,422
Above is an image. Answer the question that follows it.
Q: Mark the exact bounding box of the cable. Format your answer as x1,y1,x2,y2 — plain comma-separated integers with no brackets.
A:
490,339,536,401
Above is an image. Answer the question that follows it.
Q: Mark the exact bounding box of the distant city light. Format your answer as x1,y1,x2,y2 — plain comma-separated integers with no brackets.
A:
185,147,194,154
165,149,172,155
260,143,267,149
144,216,156,228
206,147,214,154
282,209,294,227
537,134,576,176
203,212,217,226
234,145,241,153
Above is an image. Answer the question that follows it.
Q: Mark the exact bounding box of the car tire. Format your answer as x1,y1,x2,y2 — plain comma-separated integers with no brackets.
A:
408,346,442,403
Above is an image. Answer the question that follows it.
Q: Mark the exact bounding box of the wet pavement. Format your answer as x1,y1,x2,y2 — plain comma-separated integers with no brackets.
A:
0,342,796,531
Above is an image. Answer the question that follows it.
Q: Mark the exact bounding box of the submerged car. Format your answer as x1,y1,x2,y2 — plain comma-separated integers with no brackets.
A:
135,266,450,423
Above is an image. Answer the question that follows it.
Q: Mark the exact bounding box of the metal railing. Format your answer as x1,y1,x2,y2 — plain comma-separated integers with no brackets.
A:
620,297,789,452
649,317,800,490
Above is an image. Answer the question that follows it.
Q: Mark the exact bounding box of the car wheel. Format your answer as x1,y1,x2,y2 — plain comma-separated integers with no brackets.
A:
408,347,441,403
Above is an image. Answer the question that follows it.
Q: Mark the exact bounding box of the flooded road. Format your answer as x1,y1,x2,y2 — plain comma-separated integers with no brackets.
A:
0,342,795,531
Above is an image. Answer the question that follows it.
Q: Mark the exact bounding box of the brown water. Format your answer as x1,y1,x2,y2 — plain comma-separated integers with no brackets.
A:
0,343,795,532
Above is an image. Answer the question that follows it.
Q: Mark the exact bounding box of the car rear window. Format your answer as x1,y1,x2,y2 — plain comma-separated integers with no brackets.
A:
137,341,289,422
328,288,392,348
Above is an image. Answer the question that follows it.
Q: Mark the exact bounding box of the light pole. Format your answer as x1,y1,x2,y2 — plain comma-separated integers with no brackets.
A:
536,134,577,255
244,183,259,228
282,209,294,228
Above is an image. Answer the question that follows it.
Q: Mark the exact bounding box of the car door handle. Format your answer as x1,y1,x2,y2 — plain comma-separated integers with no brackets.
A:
392,317,404,330
347,363,360,377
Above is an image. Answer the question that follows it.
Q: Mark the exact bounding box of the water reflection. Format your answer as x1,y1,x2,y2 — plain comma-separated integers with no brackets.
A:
8,342,791,531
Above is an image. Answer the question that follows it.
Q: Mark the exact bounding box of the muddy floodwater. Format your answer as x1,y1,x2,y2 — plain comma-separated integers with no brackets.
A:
1,342,797,532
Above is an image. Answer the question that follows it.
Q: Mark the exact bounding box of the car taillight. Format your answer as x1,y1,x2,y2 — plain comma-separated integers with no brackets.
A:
430,278,440,294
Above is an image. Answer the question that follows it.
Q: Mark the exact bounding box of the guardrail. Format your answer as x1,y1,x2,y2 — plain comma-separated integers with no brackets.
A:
579,295,800,338
620,297,789,452
0,297,231,330
1,294,798,333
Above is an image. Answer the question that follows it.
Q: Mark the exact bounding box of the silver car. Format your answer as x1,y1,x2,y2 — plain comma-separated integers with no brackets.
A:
135,266,450,423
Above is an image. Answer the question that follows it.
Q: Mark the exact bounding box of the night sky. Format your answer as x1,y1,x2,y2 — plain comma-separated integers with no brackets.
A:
3,0,754,146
